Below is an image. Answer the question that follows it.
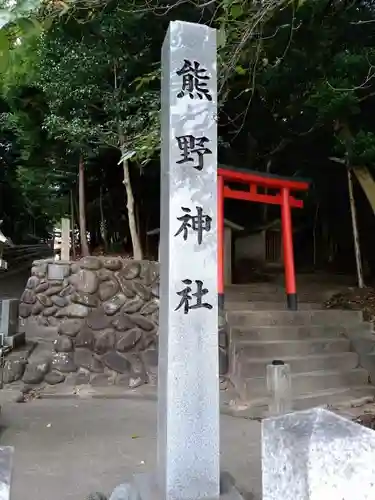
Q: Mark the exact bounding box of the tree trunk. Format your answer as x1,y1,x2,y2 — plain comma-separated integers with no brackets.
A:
114,61,143,260
312,202,319,269
70,189,76,260
78,156,90,257
262,159,272,224
99,184,109,253
352,166,375,215
347,167,364,288
121,157,143,260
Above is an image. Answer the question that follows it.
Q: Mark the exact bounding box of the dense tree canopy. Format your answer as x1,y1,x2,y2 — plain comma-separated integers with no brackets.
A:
1,0,375,277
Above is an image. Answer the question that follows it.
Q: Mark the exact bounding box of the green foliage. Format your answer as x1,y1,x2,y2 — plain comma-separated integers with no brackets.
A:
34,5,163,162
2,0,375,253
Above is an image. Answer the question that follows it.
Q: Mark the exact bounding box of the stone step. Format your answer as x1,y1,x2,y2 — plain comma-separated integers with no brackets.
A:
226,386,375,419
226,310,363,327
230,323,372,341
236,352,359,378
225,291,333,300
293,386,375,411
236,368,369,400
225,301,322,311
225,287,347,302
233,338,351,358
226,283,349,291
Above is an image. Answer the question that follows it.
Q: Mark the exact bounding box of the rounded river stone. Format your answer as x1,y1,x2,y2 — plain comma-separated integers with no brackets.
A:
71,263,80,274
141,349,158,370
94,329,115,355
80,256,102,270
43,306,58,317
51,352,77,373
71,291,98,308
44,285,64,296
103,293,126,316
141,264,159,286
37,316,49,326
32,263,47,278
115,328,142,352
35,282,49,294
97,268,113,282
90,373,113,386
26,276,40,290
75,326,94,349
51,295,68,308
115,374,130,386
22,361,49,384
37,294,53,307
127,353,147,388
103,257,122,271
60,284,75,297
45,371,66,385
140,300,158,315
91,357,105,373
56,303,90,318
48,317,59,327
21,290,36,304
151,282,160,298
69,270,99,294
101,351,131,374
74,348,94,370
127,353,145,374
86,307,111,330
59,319,83,337
111,313,134,331
74,349,104,372
122,262,141,280
54,335,74,353
129,314,155,331
132,282,151,301
122,298,143,314
3,359,26,384
30,302,42,315
98,280,120,301
19,303,31,318
115,273,136,298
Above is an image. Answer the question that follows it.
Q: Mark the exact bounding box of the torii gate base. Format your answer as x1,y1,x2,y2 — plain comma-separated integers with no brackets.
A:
217,166,310,311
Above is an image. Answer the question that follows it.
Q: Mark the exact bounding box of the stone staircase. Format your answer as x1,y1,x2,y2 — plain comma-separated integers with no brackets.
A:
225,282,375,416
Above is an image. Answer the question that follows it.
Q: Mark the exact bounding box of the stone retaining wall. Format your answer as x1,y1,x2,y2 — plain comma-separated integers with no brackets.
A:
13,257,159,388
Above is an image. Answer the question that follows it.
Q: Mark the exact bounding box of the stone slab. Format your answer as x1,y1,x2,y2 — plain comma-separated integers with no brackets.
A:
0,447,13,500
109,472,243,500
47,263,69,281
3,331,25,348
262,407,375,499
0,299,19,336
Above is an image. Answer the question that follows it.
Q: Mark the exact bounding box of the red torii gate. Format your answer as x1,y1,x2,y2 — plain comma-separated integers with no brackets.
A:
217,166,310,311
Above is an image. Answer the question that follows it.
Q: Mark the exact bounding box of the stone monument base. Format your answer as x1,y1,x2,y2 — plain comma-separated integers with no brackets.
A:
109,472,244,500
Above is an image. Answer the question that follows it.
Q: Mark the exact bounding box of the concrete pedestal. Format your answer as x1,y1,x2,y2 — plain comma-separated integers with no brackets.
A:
109,472,244,500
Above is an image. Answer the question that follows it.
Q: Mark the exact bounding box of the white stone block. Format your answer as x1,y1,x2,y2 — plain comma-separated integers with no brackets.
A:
47,263,69,280
0,447,13,500
262,407,375,500
0,299,19,336
266,362,292,417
